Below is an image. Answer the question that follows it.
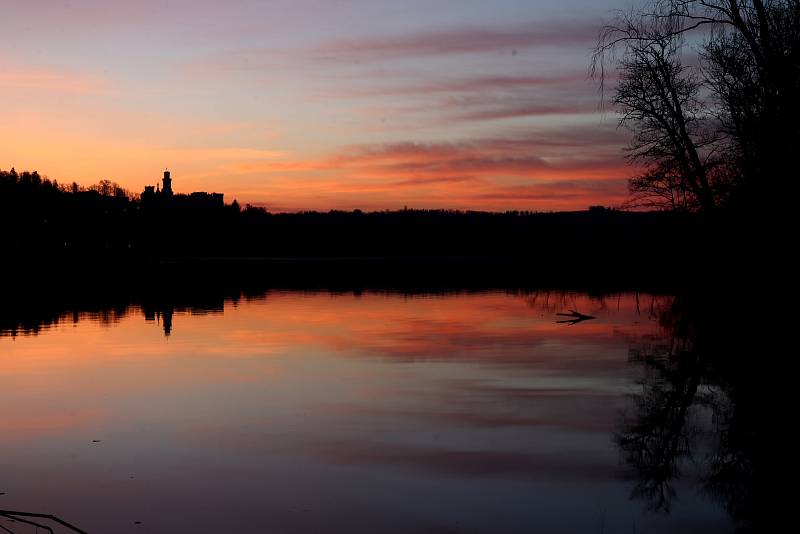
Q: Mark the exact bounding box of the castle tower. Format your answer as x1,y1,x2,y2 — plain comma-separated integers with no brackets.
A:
162,170,173,196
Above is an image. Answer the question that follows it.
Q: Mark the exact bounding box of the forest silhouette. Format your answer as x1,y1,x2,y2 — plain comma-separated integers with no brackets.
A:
2,166,747,290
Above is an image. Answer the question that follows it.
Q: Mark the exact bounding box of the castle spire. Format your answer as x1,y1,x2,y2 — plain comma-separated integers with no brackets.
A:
162,169,173,196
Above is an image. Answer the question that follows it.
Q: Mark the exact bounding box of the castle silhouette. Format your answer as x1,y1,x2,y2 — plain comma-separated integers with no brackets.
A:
142,170,224,207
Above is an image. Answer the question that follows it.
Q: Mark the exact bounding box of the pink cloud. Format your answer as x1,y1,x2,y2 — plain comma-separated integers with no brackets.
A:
329,72,590,98
327,136,623,178
319,71,601,127
313,20,600,61
225,129,632,211
450,101,597,122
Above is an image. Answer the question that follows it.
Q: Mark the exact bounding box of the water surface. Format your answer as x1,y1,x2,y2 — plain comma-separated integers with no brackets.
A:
1,291,734,532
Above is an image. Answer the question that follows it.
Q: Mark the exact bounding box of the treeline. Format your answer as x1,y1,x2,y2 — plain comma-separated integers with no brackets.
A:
0,168,715,268
1,167,136,199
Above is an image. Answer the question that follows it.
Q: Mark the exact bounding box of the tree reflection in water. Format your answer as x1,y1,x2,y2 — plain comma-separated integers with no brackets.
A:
619,294,765,532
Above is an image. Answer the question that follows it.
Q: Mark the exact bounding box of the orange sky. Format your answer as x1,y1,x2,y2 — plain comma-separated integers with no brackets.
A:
1,0,634,212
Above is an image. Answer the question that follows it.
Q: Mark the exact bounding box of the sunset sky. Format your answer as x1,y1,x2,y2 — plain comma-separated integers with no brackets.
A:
2,0,633,212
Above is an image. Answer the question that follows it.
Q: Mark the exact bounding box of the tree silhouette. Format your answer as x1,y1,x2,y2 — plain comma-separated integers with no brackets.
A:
618,316,705,512
618,294,766,532
593,0,800,212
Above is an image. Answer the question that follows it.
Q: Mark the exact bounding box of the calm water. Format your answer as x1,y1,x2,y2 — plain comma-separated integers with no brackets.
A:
1,291,736,533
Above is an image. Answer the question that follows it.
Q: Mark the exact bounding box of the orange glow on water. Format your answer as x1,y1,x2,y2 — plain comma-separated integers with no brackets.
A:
1,291,719,532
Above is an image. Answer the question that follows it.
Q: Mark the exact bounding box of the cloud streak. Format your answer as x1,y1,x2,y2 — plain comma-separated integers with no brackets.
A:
219,125,632,211
0,66,111,95
336,72,589,98
313,20,600,61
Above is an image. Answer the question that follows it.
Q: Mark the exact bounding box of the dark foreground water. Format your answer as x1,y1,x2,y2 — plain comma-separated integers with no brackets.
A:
1,290,749,533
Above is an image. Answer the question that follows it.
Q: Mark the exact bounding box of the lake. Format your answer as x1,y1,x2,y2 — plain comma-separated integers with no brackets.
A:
0,289,743,533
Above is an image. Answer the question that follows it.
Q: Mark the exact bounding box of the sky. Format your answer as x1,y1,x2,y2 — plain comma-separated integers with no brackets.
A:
1,0,634,212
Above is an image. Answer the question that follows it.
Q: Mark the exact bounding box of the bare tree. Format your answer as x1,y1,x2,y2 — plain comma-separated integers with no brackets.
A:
698,0,800,205
593,0,800,211
626,160,699,210
89,179,135,199
594,10,719,211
